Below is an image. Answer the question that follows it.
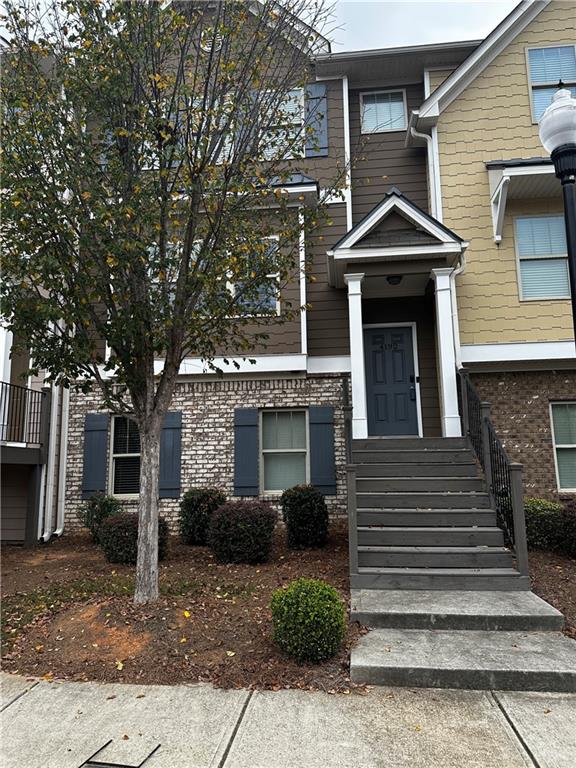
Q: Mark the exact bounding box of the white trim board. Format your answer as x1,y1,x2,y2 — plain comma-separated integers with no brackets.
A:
461,340,576,363
307,355,351,373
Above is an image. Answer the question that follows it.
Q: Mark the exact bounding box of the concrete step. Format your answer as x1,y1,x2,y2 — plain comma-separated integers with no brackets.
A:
357,477,485,493
350,589,565,631
357,546,513,569
355,463,479,478
357,492,492,509
352,449,473,464
352,437,468,450
350,629,576,691
351,568,530,591
358,510,497,527
358,526,504,547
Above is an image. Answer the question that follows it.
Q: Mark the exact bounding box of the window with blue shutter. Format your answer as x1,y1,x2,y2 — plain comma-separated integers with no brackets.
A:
528,46,576,120
234,408,259,496
82,413,109,499
515,216,570,300
159,411,182,498
309,406,336,495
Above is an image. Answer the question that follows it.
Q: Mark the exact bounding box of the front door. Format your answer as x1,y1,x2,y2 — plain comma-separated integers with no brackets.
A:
364,326,419,436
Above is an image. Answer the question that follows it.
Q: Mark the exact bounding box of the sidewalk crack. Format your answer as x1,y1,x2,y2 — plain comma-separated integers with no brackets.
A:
218,690,254,768
491,691,540,768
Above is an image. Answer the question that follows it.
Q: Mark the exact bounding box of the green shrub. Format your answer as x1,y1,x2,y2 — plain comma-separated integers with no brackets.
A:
78,494,123,542
280,485,329,549
559,500,576,559
524,497,563,551
207,501,276,564
98,513,169,565
180,488,226,545
271,578,345,663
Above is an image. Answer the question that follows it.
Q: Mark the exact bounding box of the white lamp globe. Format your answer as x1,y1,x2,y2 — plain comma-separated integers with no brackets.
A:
539,88,576,155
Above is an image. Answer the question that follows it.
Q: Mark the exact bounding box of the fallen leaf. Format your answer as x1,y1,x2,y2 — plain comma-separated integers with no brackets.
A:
122,734,129,741
106,695,117,700
35,644,44,654
226,651,236,657
183,610,190,618
115,660,124,671
180,637,187,644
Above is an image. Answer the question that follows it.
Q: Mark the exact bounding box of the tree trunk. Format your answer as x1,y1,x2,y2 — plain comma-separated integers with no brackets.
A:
134,417,163,605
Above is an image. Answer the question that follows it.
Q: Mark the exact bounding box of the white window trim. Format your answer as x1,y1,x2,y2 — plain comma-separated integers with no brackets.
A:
228,235,282,317
550,401,576,493
259,408,310,495
513,214,570,302
525,44,576,124
360,89,408,134
109,415,140,499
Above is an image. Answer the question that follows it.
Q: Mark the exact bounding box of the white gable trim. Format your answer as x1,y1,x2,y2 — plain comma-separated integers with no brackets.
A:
417,0,550,122
330,195,461,253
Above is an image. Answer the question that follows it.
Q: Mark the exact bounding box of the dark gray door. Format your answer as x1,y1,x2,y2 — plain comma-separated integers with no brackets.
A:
364,326,419,436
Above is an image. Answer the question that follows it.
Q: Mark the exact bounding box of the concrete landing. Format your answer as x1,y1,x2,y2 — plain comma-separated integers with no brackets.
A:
351,589,565,631
351,629,576,692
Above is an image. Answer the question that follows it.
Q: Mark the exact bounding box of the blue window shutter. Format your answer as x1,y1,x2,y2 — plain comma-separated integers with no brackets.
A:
309,406,336,495
234,408,259,496
305,83,328,158
82,413,109,499
159,411,182,499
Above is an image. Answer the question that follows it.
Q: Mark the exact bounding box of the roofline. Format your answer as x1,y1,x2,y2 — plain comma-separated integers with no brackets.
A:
485,156,552,169
413,0,550,125
314,38,481,63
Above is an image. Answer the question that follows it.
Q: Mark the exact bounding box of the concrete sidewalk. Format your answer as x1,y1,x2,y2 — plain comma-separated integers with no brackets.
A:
1,672,574,768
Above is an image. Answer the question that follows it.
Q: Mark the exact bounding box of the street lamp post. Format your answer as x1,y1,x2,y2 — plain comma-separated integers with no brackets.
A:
539,87,576,338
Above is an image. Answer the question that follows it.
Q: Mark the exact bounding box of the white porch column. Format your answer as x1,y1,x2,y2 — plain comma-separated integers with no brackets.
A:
0,326,13,383
432,268,462,437
344,273,368,439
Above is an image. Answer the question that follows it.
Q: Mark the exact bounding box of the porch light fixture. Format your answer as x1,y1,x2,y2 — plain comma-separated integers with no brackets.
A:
538,86,576,336
386,275,403,286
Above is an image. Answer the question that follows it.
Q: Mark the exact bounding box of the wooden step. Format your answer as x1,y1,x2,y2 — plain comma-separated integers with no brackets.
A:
357,510,497,527
352,437,468,450
356,477,485,493
352,449,473,464
355,463,479,478
357,526,504,547
357,545,513,568
351,568,530,591
357,492,492,509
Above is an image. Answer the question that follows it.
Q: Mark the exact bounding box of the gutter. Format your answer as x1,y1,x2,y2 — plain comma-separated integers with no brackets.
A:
41,383,60,542
450,251,467,370
409,121,441,221
54,386,70,537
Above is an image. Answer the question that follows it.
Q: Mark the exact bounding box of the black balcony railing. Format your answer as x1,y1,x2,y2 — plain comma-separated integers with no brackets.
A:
0,381,46,446
457,368,529,577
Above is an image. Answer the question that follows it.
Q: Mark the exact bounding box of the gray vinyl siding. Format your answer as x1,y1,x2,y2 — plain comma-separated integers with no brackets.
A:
349,83,429,223
306,203,350,357
362,295,442,437
1,464,31,542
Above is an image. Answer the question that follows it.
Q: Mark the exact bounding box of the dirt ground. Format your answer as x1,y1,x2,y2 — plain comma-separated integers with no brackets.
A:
2,528,574,690
2,523,365,692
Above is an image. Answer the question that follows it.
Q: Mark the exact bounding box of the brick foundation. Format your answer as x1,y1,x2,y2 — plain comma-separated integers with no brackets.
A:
65,373,348,534
470,369,576,501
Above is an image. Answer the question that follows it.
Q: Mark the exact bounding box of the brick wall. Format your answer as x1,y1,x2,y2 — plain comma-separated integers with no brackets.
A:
65,373,348,534
471,370,576,501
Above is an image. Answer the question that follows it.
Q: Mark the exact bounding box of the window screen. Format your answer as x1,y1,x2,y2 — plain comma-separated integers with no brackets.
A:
112,416,141,495
361,91,406,133
528,46,576,120
515,216,569,300
551,403,576,491
261,410,307,491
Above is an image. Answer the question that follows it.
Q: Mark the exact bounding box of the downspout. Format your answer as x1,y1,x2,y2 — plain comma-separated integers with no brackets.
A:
450,251,466,370
41,383,60,542
54,386,70,537
409,125,439,220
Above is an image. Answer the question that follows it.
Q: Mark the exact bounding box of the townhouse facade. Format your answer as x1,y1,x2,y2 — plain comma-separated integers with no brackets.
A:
2,0,574,544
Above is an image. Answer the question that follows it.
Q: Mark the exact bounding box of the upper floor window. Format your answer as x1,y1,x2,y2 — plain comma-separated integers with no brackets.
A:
514,215,570,300
232,237,280,315
111,416,140,496
551,402,576,492
360,90,407,133
527,45,576,121
261,88,304,160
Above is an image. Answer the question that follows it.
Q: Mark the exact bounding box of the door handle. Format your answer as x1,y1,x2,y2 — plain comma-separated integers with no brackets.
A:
409,386,416,401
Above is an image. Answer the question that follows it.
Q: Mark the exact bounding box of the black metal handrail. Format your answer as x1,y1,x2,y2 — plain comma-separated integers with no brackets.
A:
457,368,529,577
0,380,46,446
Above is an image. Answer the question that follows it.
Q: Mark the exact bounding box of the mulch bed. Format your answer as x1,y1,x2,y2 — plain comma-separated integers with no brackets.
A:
1,522,366,692
529,550,576,639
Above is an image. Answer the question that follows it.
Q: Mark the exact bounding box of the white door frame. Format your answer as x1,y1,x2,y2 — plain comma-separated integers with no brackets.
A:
362,322,424,438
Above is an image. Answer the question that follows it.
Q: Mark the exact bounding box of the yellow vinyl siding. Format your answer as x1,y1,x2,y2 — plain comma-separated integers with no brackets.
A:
436,1,575,344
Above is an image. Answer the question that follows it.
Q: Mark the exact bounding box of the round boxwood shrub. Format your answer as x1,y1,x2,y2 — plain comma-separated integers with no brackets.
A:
180,488,226,545
207,501,276,564
280,485,329,549
271,577,345,663
524,497,564,551
99,513,169,565
78,493,123,542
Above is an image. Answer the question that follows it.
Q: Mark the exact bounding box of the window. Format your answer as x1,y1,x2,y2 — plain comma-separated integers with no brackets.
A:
360,90,406,133
551,403,576,491
232,238,280,315
514,216,570,300
527,45,576,121
111,416,140,496
261,410,308,492
261,88,303,160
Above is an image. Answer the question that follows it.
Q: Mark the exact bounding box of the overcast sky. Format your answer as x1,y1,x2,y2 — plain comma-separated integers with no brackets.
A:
330,0,519,51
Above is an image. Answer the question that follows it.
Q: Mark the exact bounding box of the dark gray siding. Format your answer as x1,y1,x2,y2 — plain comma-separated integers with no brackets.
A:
362,295,441,437
1,464,30,542
349,83,428,223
